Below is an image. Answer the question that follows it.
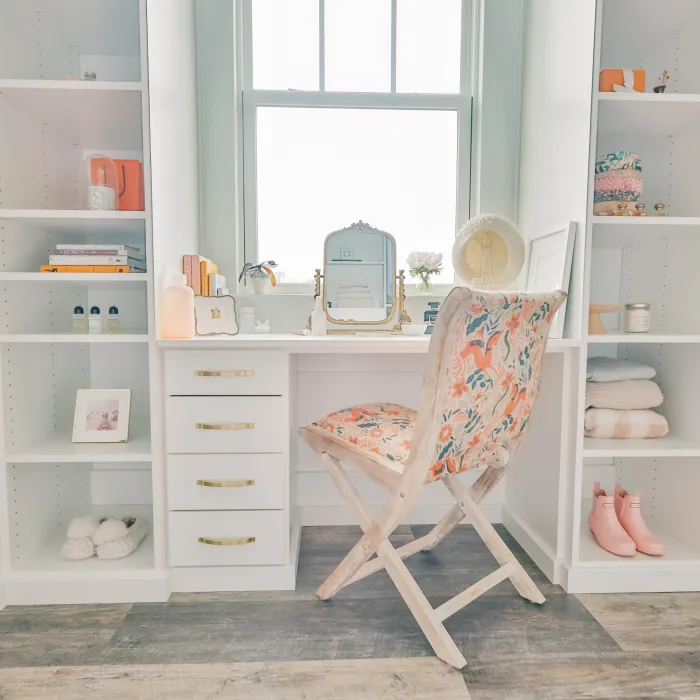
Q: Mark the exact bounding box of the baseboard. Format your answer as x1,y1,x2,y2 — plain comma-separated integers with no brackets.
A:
170,525,302,593
563,563,700,593
502,508,559,583
298,503,504,526
5,571,170,605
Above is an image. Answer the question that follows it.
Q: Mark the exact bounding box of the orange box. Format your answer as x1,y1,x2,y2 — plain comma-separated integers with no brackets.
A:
599,69,645,93
115,159,145,211
41,265,131,273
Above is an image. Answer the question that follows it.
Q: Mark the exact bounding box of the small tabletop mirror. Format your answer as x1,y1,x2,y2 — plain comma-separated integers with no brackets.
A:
315,221,408,333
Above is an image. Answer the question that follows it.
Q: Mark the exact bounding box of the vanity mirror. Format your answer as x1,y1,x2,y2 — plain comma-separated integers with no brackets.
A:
313,221,409,334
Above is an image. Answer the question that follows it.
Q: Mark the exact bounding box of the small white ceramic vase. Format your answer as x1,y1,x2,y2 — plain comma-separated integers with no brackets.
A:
250,273,273,295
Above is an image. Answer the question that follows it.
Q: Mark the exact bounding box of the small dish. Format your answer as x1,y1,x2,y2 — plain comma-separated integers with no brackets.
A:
403,323,428,337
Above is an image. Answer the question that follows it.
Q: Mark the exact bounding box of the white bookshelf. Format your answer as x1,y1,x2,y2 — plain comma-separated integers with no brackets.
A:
0,0,167,606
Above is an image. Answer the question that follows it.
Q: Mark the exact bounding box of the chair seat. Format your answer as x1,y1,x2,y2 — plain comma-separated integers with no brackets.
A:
306,403,416,467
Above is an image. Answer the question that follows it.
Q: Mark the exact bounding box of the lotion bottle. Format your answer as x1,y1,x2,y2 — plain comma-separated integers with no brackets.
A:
161,273,195,339
72,305,87,333
310,295,327,336
107,306,121,334
88,306,102,334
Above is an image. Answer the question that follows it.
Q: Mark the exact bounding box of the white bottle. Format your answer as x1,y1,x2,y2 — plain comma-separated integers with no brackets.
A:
239,306,256,334
161,273,195,339
88,306,102,334
310,295,327,336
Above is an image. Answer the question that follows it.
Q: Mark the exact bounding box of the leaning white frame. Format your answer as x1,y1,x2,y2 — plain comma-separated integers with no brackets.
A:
524,221,577,339
238,0,474,293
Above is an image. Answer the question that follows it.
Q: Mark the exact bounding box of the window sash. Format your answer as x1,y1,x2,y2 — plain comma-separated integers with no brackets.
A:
239,0,475,292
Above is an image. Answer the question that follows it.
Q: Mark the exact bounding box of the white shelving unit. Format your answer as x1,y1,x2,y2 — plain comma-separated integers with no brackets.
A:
0,0,168,606
514,0,700,594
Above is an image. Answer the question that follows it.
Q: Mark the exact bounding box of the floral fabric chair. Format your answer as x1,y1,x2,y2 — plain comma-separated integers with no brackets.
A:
301,287,566,669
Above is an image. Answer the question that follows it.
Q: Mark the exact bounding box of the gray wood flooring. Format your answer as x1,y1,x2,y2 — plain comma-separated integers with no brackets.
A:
0,525,698,699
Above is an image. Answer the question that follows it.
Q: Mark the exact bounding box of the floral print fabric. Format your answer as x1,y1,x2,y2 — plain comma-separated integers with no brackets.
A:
427,291,564,481
311,403,416,465
308,290,565,483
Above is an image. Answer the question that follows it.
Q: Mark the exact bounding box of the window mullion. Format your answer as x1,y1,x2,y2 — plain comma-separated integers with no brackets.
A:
319,0,326,91
390,0,397,93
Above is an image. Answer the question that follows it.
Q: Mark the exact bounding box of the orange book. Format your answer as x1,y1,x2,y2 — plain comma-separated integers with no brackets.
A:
200,260,218,296
41,265,131,273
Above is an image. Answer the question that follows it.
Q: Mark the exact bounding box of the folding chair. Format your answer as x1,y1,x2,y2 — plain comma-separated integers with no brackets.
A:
301,287,566,669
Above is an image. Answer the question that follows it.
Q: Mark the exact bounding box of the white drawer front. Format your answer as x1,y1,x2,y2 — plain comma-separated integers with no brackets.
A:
168,454,285,511
169,510,286,567
166,396,286,453
164,350,288,396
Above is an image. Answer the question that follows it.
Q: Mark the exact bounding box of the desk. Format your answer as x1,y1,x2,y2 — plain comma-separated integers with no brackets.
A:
159,334,579,592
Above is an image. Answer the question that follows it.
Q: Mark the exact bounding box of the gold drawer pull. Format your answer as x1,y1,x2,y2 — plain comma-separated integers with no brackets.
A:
196,479,255,488
194,370,254,377
195,422,254,431
198,536,256,546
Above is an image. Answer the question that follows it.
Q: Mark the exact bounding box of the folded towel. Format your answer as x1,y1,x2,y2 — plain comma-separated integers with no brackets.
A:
595,151,642,174
585,380,663,410
586,357,656,382
584,408,668,439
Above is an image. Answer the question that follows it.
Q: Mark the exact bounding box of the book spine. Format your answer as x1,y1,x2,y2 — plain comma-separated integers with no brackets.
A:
41,265,131,273
183,255,193,289
52,248,123,256
55,244,138,252
200,260,208,296
191,257,202,295
49,255,128,265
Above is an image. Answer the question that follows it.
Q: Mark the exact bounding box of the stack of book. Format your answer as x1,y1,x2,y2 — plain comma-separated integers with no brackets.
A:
41,244,146,273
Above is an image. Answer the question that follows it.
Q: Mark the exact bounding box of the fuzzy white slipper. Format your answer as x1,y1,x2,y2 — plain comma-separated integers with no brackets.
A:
92,517,129,545
61,536,96,560
96,517,148,560
67,515,102,539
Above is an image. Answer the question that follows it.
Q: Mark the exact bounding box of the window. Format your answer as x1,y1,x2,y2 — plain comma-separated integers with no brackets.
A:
241,0,473,286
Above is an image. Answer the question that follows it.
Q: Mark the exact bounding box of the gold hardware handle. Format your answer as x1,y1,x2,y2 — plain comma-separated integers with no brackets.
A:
194,370,254,377
196,479,255,488
195,422,254,431
197,536,256,546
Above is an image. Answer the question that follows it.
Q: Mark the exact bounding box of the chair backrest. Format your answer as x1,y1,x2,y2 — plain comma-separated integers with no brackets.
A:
408,287,566,482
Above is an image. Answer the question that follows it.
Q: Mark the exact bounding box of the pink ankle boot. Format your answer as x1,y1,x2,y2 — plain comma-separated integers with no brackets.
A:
589,482,636,557
615,484,664,556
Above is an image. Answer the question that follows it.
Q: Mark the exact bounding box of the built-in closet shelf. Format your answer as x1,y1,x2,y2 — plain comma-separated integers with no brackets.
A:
588,334,700,344
0,273,147,284
0,333,149,344
13,505,154,575
592,217,700,226
597,92,700,135
578,516,700,567
7,434,152,463
583,436,700,458
0,80,143,92
0,210,146,223
0,82,143,150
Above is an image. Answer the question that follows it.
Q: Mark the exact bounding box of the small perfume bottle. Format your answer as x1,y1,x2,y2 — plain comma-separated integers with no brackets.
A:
653,203,667,217
424,301,441,335
72,305,87,333
89,306,102,334
616,202,631,216
107,306,121,334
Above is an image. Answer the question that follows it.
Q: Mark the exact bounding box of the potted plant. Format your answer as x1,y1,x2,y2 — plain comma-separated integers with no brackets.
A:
407,251,443,294
239,260,278,295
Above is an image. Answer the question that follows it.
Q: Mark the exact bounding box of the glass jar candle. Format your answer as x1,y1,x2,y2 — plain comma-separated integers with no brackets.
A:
623,303,651,333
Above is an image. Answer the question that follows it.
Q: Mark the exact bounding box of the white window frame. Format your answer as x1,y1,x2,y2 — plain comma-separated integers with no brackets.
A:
237,0,475,293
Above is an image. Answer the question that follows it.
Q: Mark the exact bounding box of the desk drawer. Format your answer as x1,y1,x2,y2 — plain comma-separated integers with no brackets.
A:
168,454,285,510
169,510,286,567
166,396,286,453
164,350,287,396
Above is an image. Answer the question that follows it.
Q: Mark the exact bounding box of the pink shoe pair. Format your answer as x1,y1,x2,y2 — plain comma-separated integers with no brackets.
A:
589,482,664,557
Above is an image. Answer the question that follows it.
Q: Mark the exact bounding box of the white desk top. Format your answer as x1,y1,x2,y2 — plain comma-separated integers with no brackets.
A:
158,334,580,354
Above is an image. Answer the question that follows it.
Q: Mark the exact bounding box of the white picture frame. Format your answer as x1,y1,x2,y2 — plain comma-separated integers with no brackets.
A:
72,389,131,443
194,295,240,336
525,222,576,339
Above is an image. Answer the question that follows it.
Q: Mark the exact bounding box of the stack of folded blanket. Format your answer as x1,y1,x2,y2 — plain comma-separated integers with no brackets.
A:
584,357,668,439
593,151,643,214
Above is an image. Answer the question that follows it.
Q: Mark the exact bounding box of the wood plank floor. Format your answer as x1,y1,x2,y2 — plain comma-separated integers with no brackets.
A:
0,525,698,699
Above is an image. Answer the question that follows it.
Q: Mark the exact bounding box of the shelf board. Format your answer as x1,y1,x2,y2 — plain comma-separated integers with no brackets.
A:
588,334,700,344
326,261,385,265
0,333,149,344
578,516,700,568
0,81,143,150
13,505,155,575
583,435,700,458
597,92,700,136
7,434,152,463
592,216,700,226
0,272,147,283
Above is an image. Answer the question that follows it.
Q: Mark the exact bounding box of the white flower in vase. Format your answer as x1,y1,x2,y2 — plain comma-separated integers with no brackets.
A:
407,251,443,293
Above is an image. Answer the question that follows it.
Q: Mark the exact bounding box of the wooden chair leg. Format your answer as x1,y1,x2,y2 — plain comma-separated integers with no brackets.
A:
444,474,545,605
319,452,467,669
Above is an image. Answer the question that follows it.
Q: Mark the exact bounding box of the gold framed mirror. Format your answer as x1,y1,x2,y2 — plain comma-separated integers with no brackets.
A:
313,221,410,334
